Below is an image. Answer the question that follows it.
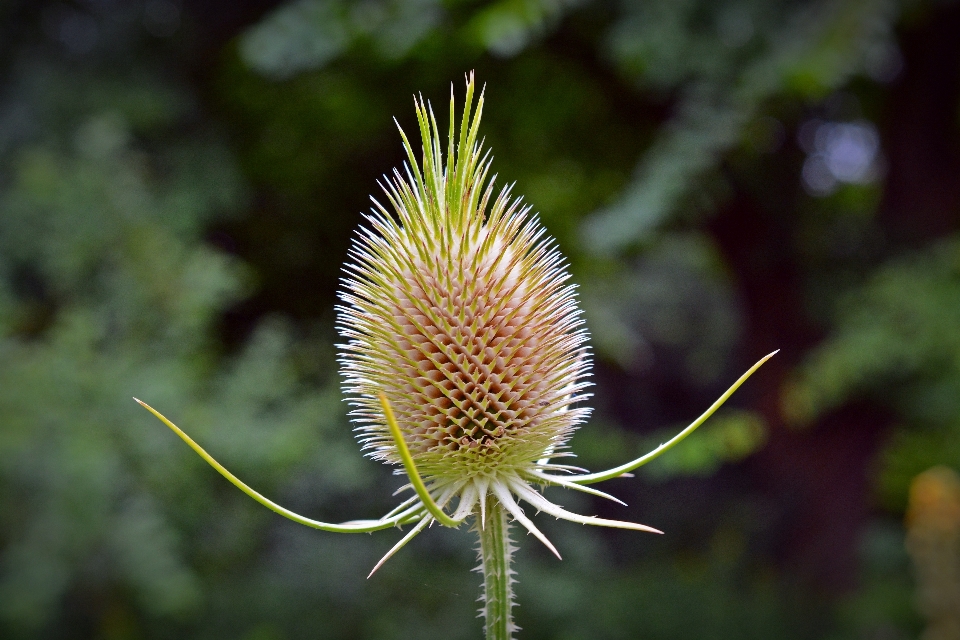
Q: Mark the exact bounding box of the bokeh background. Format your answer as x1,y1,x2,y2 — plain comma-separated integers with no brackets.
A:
3,0,960,638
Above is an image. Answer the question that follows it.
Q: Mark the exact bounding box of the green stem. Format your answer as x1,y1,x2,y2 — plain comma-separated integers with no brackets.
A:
477,496,515,640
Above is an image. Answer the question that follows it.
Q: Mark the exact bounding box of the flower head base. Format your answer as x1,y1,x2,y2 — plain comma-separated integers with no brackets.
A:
337,76,590,482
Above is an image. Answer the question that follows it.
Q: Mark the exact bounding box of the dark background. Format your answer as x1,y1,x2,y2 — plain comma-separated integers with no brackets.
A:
2,0,959,638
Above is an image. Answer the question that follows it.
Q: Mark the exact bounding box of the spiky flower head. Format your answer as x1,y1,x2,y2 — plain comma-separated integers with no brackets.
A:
136,72,774,640
337,74,590,482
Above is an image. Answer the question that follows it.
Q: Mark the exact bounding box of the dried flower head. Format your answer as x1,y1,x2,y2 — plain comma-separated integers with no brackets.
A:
136,72,775,640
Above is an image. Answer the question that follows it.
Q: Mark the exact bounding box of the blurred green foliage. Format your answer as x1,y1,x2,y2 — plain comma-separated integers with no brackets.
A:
2,0,958,638
788,237,960,512
0,47,369,638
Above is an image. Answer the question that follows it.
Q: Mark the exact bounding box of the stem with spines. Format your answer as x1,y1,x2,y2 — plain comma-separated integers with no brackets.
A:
477,495,515,640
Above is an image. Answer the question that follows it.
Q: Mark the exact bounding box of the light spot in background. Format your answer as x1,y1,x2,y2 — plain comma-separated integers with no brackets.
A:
817,122,880,182
798,119,882,196
42,4,99,55
144,0,181,38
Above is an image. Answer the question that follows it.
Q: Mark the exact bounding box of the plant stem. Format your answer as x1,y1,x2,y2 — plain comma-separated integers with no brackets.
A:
477,495,515,640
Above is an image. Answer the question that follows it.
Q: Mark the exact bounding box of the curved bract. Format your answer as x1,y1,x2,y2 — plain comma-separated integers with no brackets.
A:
134,398,422,533
556,349,779,486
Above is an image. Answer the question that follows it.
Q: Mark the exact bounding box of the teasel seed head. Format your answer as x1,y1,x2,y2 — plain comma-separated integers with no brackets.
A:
137,74,775,640
337,73,591,482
